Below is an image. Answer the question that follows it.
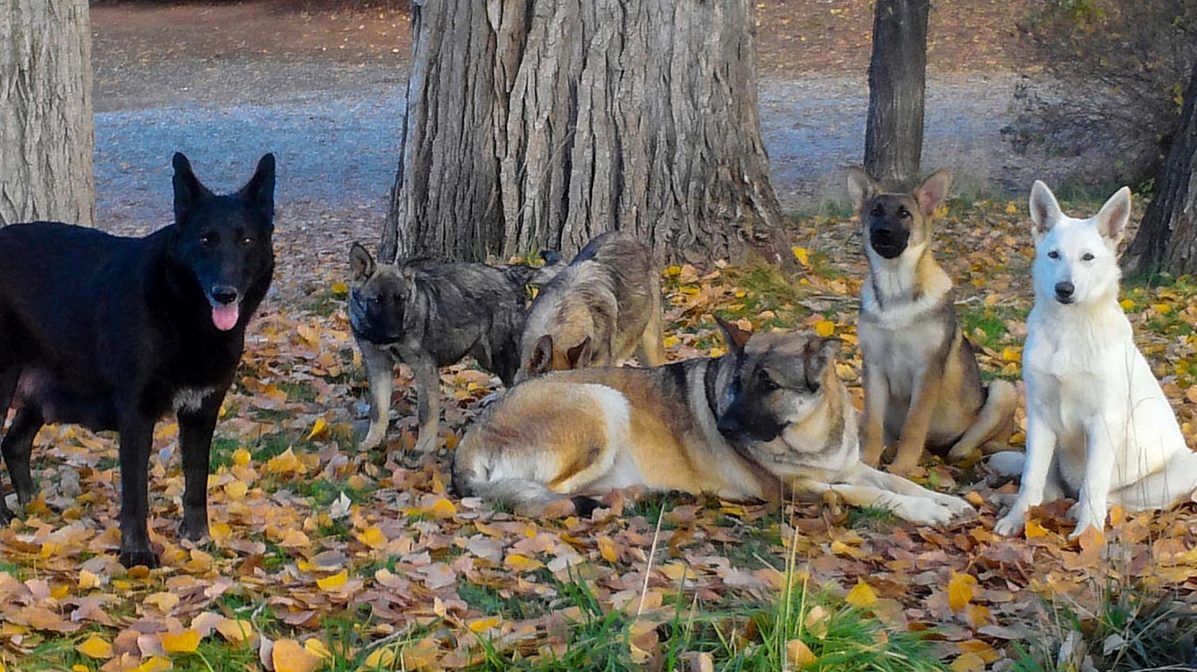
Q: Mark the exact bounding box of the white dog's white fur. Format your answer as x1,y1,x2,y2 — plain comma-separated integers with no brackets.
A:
993,181,1197,539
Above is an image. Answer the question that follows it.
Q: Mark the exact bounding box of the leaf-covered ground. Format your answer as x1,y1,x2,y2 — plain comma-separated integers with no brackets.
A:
4,199,1197,672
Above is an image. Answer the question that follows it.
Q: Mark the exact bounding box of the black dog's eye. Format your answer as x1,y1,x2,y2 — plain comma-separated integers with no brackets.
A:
870,205,884,217
757,370,779,392
897,207,912,219
199,232,217,247
1082,252,1095,261
1047,250,1060,260
240,236,254,247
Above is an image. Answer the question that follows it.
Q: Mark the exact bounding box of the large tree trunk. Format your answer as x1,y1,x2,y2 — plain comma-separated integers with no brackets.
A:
0,0,94,226
1124,61,1197,276
381,0,789,267
863,0,929,188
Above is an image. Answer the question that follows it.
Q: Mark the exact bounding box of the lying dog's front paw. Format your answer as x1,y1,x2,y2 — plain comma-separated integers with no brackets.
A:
897,499,954,525
120,548,160,569
937,495,976,518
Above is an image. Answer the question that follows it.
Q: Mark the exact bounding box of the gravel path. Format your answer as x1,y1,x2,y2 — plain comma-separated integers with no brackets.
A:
94,62,1046,227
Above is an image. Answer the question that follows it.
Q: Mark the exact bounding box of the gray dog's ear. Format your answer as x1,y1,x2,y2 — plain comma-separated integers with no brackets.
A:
714,315,752,354
846,166,878,213
803,337,842,389
349,242,375,282
529,334,555,375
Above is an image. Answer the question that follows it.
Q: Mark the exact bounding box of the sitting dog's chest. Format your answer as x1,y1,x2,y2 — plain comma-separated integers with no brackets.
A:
859,311,947,397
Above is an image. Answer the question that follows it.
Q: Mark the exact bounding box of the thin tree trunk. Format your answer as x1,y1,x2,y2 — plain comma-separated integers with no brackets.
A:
382,0,789,268
864,0,929,188
1124,61,1197,276
0,0,95,226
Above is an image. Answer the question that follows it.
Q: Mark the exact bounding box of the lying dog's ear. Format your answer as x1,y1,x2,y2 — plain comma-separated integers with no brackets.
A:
803,337,842,390
1095,186,1132,245
714,315,752,354
1029,180,1062,238
566,337,593,369
846,166,878,213
238,153,276,221
349,242,375,281
914,169,952,217
539,250,562,266
172,152,214,225
529,335,554,375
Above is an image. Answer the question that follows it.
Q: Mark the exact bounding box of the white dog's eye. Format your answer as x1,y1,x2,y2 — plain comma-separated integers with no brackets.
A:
1082,252,1095,261
1047,250,1060,260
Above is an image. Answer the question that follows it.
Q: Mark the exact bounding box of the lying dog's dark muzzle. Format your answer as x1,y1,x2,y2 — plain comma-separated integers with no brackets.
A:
869,227,909,259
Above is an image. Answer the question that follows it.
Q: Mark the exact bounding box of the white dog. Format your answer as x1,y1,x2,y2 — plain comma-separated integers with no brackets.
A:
993,182,1197,539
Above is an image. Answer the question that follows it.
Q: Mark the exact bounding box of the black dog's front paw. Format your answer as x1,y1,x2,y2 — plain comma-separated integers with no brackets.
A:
119,547,160,569
0,504,13,526
179,517,209,543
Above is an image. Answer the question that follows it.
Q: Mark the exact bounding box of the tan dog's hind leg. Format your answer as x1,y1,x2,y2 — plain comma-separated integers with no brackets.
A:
890,365,944,474
636,306,667,367
946,379,1018,463
861,364,889,466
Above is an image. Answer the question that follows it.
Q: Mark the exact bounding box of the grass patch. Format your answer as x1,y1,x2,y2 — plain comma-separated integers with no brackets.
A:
459,581,551,620
846,506,899,533
624,493,677,528
304,288,344,318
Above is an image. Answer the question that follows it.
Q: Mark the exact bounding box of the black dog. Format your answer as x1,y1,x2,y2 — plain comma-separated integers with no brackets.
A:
0,152,275,567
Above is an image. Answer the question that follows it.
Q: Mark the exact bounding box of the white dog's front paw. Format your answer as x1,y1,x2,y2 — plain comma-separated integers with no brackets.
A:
993,507,1027,537
360,424,386,451
1068,502,1106,540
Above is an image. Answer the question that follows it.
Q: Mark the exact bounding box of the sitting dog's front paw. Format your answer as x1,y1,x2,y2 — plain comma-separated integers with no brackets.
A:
993,508,1026,537
179,517,208,543
119,547,160,569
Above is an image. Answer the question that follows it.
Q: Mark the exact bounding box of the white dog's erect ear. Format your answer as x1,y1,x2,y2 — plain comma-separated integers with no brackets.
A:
846,167,878,213
914,169,952,217
1028,180,1063,237
1095,186,1132,244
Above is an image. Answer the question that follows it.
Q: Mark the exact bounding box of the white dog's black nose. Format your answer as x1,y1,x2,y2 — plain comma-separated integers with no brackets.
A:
1054,281,1075,303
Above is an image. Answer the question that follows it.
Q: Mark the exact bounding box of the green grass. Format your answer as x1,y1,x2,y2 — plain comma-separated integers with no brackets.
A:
846,506,899,533
459,582,551,620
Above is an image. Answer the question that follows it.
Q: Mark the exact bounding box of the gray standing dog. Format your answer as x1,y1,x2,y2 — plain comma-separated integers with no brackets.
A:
517,231,666,380
348,243,559,452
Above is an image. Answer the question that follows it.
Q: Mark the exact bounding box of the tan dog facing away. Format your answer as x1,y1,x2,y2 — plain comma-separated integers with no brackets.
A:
847,168,1016,475
517,231,666,380
453,320,974,525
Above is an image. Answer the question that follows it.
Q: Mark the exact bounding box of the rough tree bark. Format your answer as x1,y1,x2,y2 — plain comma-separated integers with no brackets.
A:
381,0,789,267
1124,61,1197,276
863,0,930,188
0,0,95,227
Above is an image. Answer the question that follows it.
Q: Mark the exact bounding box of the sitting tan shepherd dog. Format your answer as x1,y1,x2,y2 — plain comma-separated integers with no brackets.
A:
453,320,974,524
847,167,1017,475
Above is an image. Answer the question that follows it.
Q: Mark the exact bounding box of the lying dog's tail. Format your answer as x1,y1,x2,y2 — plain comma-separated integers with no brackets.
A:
450,431,600,516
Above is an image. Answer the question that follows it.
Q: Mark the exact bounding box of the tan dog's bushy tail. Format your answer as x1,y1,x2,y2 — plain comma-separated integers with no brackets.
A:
450,434,601,516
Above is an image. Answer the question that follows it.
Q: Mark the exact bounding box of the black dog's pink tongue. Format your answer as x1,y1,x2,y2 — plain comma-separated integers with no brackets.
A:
212,304,239,331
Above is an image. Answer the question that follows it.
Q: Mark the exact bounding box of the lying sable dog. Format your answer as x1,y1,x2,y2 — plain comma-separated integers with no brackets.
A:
348,244,560,453
0,153,276,567
517,231,666,380
453,320,974,524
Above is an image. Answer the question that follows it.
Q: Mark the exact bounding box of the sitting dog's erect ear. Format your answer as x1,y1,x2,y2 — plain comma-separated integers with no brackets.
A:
529,334,555,375
1029,180,1063,239
172,152,214,225
914,169,952,217
238,153,276,221
349,242,376,282
566,337,593,369
714,315,752,354
1095,186,1133,245
846,166,879,214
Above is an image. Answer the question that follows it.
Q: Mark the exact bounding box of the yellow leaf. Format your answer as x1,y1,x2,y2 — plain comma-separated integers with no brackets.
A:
951,652,986,672
331,281,349,296
224,480,248,500
72,665,87,672
787,639,816,667
597,536,619,563
363,647,397,668
145,591,180,612
1004,201,1019,215
264,448,307,476
845,580,877,608
1120,298,1135,311
1001,346,1021,362
1154,303,1172,315
663,265,682,278
135,657,173,672
1025,519,1048,539
504,553,544,572
306,418,330,441
316,570,348,592
661,334,680,349
468,616,501,633
160,629,201,654
76,634,113,659
272,638,322,672
303,638,333,661
232,448,252,466
215,618,254,643
356,527,387,549
947,571,977,612
814,320,835,338
423,497,457,519
78,569,100,590
791,246,810,266
50,584,70,600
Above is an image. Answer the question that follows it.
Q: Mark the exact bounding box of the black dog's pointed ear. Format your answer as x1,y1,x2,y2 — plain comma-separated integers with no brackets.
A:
349,242,375,282
238,153,276,219
529,335,554,375
714,315,752,354
172,152,213,225
566,337,593,369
